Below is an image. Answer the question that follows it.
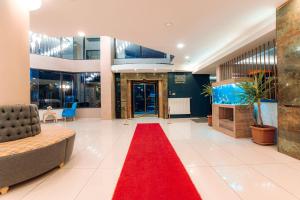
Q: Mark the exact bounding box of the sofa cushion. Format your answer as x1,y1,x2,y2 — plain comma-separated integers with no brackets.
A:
30,105,41,136
0,105,41,143
0,125,75,158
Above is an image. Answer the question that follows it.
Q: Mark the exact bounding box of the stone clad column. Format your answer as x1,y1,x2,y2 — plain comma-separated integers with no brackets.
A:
0,0,30,105
100,36,115,119
277,0,300,159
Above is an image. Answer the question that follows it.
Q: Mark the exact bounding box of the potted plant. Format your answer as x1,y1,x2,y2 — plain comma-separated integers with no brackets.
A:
201,84,213,126
238,73,276,145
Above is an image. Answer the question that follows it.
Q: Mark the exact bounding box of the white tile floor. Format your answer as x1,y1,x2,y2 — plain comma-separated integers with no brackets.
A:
2,118,300,200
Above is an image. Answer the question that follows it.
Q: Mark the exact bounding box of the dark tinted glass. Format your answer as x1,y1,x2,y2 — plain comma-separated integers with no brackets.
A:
30,69,101,109
141,47,166,58
115,39,167,59
29,32,100,60
38,70,61,109
75,73,101,108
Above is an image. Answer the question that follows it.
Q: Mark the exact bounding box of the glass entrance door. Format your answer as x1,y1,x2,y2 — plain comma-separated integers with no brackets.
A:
133,82,158,117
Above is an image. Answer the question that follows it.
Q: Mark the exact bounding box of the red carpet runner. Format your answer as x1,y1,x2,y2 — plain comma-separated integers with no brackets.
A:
112,123,202,200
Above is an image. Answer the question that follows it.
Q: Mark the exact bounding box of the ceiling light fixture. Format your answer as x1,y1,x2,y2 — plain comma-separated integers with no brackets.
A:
78,31,85,37
164,22,173,27
177,43,185,49
185,56,190,60
25,0,42,11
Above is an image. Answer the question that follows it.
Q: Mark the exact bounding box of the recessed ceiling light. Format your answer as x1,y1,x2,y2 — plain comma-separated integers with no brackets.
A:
26,0,42,11
185,56,190,60
164,22,173,27
78,31,85,37
177,43,185,49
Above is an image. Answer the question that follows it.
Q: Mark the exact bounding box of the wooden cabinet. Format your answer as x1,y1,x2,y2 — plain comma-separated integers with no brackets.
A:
212,104,253,138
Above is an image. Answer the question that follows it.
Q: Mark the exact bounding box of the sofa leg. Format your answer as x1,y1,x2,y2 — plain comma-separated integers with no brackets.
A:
59,162,65,168
0,187,9,195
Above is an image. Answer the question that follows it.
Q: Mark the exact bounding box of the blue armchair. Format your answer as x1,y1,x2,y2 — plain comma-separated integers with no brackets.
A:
62,102,77,120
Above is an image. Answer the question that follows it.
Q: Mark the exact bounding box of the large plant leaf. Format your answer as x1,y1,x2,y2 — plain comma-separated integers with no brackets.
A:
201,84,213,97
237,72,275,126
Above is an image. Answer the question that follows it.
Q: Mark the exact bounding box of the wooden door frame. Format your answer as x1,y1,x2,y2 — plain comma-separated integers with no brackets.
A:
126,80,133,119
128,80,160,118
158,80,163,118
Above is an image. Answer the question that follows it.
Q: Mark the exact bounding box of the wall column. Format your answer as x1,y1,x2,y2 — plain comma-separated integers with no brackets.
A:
0,0,30,105
100,36,115,119
277,0,300,159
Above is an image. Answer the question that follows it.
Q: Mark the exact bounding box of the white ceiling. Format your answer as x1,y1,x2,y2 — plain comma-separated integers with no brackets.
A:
30,0,286,73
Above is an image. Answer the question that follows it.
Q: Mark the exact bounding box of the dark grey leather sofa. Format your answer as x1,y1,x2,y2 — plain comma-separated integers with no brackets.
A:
0,105,76,195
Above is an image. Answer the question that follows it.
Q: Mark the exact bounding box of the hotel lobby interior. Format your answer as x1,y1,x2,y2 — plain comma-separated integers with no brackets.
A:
1,0,300,199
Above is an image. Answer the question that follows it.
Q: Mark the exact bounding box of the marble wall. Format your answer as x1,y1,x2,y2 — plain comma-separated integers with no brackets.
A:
277,0,300,159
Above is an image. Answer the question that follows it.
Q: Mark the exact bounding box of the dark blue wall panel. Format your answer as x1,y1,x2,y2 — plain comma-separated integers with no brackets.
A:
168,72,211,117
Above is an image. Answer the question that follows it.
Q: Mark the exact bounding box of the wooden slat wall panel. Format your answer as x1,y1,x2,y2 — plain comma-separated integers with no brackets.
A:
218,40,278,100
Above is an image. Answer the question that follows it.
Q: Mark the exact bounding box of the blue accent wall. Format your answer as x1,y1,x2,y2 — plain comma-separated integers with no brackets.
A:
168,72,211,117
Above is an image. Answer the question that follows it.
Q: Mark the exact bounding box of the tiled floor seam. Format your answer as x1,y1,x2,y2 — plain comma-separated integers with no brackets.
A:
173,140,243,199
73,127,133,200
210,166,243,200
20,170,57,200
71,168,98,200
249,165,300,200
186,137,254,200
191,134,300,199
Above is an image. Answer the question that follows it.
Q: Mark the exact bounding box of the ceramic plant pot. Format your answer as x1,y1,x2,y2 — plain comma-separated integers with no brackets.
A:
250,125,276,145
207,115,212,126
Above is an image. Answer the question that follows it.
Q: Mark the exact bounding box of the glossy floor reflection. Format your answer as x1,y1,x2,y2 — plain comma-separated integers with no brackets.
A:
2,118,300,200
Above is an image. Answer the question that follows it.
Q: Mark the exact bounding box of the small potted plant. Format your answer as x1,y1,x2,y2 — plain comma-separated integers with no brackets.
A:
201,84,213,126
238,73,276,145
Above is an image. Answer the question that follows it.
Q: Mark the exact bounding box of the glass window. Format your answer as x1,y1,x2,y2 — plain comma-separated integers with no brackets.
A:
38,70,62,109
73,37,84,60
115,39,167,59
61,37,74,59
62,73,75,107
29,32,100,60
75,72,101,108
30,69,101,109
84,73,101,107
86,50,100,60
85,37,100,59
124,44,141,58
115,40,141,59
141,47,166,58
30,69,39,106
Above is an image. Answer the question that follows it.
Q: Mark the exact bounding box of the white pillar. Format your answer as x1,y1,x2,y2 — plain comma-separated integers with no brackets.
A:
0,0,30,105
100,36,115,119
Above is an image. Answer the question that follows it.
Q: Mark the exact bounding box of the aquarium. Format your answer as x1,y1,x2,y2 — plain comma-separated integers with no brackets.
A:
212,83,247,105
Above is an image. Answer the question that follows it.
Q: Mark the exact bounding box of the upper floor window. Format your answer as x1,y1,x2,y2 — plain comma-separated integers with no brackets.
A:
29,32,100,60
115,39,167,59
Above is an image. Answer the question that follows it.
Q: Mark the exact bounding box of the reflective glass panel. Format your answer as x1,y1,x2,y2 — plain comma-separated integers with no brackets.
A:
115,39,167,59
30,69,101,109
